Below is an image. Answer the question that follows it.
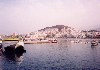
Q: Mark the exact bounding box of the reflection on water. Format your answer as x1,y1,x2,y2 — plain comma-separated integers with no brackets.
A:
0,39,100,70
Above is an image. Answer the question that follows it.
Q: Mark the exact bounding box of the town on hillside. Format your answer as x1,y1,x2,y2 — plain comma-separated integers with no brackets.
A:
0,25,100,41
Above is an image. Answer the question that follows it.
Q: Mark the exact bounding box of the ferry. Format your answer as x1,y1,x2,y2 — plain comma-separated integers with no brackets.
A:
3,37,19,41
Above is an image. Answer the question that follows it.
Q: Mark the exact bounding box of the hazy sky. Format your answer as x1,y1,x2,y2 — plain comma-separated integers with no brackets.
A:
0,0,100,34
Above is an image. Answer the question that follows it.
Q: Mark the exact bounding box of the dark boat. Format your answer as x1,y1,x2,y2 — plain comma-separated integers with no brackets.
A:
4,44,26,54
3,46,26,62
2,40,26,54
91,40,98,46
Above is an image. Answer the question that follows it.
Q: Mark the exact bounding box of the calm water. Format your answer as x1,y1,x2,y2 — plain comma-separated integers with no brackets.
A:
0,39,100,70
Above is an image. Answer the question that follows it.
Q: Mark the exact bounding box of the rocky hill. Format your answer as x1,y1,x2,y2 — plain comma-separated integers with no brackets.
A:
38,25,77,38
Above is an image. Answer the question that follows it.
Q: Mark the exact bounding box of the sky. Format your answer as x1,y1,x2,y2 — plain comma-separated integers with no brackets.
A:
0,0,100,34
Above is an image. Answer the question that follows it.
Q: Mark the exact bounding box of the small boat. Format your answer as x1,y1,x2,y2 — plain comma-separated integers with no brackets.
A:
91,40,98,46
48,38,58,43
49,39,57,43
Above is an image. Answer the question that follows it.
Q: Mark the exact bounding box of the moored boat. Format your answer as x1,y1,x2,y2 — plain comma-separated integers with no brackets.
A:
91,40,98,46
48,38,58,43
3,38,19,41
2,40,25,53
49,39,57,43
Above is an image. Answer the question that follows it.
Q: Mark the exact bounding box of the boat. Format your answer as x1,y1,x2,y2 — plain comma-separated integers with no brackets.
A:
49,39,57,43
4,48,25,63
91,40,98,46
47,38,58,43
3,41,26,63
2,40,26,53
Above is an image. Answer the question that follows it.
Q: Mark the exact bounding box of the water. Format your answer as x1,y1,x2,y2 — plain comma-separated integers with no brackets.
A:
0,39,100,70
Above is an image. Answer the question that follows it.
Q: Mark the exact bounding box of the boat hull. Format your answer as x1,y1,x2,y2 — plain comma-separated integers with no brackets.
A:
91,41,98,46
3,45,26,54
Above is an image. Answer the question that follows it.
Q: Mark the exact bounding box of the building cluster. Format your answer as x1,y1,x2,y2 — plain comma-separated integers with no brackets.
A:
79,30,100,39
25,25,78,39
0,25,100,39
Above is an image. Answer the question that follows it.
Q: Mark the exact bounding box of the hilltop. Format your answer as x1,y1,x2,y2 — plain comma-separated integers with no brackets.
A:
37,25,77,38
39,25,74,31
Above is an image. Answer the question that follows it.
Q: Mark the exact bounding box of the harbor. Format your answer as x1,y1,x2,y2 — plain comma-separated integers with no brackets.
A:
1,33,100,70
0,0,100,69
0,30,100,70
0,39,100,70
